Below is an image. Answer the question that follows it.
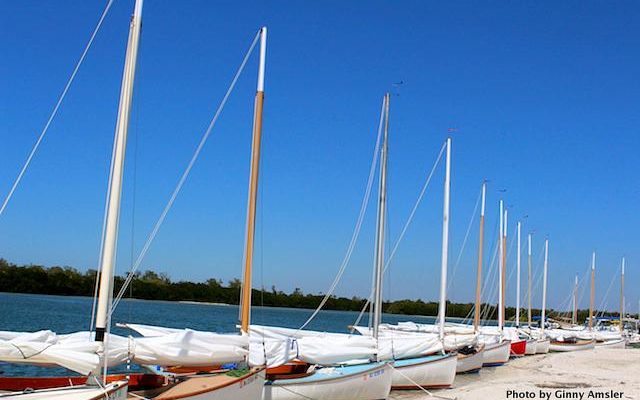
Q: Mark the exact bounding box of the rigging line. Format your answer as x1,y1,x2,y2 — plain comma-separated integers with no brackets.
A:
438,191,483,321
298,98,385,331
596,267,619,318
447,187,482,296
350,141,447,329
110,29,262,315
0,0,115,218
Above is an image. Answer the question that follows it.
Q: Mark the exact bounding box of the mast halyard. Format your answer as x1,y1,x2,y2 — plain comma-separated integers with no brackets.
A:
589,252,595,331
473,181,486,332
516,221,521,328
438,137,452,341
94,0,144,344
541,239,548,334
372,93,390,342
240,27,268,335
527,233,532,327
498,200,504,332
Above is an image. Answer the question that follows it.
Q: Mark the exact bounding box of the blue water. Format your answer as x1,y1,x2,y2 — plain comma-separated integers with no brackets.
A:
0,292,445,377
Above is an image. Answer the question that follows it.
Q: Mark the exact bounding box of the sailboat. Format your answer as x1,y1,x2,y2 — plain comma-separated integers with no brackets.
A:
245,95,397,400
592,258,625,349
0,0,146,397
548,250,595,352
0,3,272,398
350,98,457,390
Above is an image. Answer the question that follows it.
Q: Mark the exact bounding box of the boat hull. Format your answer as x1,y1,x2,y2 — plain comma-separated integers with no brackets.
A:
391,353,457,389
549,339,595,352
153,368,265,400
0,380,127,400
456,347,484,374
263,362,391,400
510,339,527,356
482,340,511,366
535,338,550,354
524,339,537,355
596,339,625,349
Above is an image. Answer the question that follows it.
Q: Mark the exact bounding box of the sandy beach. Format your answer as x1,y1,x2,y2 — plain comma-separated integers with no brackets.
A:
391,348,640,400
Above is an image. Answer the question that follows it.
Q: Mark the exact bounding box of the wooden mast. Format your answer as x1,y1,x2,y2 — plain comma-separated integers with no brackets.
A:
94,0,143,344
498,200,504,332
527,233,532,327
240,27,267,334
620,257,625,333
372,93,390,342
589,252,595,331
541,239,548,334
437,137,452,341
473,181,486,331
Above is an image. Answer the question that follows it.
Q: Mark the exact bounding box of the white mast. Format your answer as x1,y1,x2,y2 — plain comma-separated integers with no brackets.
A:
372,93,390,341
498,200,504,332
94,0,144,344
473,181,486,331
516,221,521,327
572,274,578,325
541,239,548,333
438,137,452,341
527,233,532,326
589,252,595,331
239,26,268,335
620,257,625,332
502,208,508,330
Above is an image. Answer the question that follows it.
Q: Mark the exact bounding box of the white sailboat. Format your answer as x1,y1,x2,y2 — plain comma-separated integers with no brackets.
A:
548,250,595,352
0,0,147,396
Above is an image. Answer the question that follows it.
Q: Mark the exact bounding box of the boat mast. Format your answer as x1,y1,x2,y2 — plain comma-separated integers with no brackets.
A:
94,0,143,344
473,181,486,332
372,93,390,341
589,252,595,331
240,27,268,334
620,257,625,333
541,239,548,334
502,208,508,329
437,137,452,342
516,221,521,328
527,233,532,327
572,274,578,325
498,200,504,332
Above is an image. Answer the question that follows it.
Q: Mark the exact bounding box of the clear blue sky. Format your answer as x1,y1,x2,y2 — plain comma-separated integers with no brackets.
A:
1,1,638,312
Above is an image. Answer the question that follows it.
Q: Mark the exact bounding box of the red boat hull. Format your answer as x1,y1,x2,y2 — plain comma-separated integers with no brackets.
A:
510,339,527,356
0,373,165,392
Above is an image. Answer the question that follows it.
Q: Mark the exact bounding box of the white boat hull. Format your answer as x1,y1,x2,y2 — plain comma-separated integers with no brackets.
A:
482,341,510,366
456,347,484,374
596,339,625,349
264,362,392,400
0,381,127,400
524,339,537,355
549,339,595,352
535,338,550,354
391,353,457,389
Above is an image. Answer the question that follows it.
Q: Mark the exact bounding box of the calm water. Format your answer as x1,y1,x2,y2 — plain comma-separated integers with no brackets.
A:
0,292,444,376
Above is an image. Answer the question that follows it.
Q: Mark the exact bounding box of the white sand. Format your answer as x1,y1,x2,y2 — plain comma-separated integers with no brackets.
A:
391,348,640,400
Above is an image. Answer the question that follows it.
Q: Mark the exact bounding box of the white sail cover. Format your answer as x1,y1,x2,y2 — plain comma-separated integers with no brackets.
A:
0,325,252,375
0,330,126,375
249,325,377,366
351,326,445,358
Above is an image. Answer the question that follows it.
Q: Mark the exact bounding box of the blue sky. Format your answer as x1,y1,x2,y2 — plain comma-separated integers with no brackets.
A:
1,1,638,312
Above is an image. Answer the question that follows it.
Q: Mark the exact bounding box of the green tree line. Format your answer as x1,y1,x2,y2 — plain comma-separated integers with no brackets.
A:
0,259,627,320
